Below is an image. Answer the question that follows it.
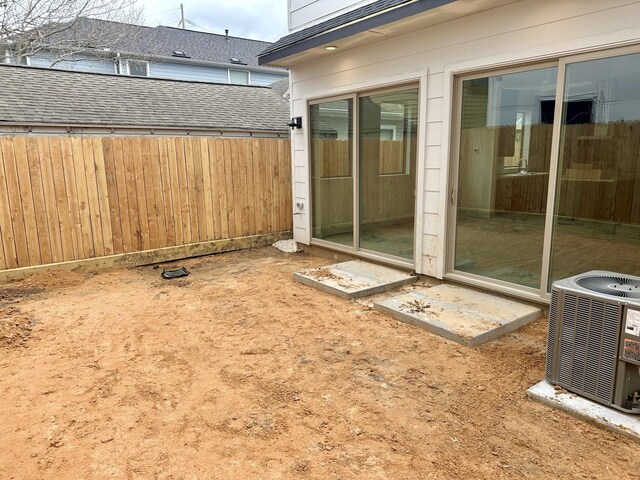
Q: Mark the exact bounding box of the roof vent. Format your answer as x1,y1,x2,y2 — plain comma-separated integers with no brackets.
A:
230,57,246,65
172,50,190,58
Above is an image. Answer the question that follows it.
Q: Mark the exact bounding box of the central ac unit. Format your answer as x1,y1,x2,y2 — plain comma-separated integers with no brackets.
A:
546,270,640,413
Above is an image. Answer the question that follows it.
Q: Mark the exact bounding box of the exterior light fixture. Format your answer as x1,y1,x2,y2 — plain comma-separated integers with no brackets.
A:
325,45,337,51
287,117,302,129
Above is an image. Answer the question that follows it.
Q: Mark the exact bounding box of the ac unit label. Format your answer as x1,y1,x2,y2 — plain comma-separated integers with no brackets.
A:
624,310,640,337
623,339,640,363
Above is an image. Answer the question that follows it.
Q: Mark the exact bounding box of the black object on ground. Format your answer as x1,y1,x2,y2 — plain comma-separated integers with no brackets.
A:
161,267,190,279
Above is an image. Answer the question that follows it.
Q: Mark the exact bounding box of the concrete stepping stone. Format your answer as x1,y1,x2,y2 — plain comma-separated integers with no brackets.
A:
374,284,541,346
527,380,640,443
294,260,417,299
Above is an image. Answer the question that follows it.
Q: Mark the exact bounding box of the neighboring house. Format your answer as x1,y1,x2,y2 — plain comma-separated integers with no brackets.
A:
0,64,290,136
259,0,640,304
3,17,288,86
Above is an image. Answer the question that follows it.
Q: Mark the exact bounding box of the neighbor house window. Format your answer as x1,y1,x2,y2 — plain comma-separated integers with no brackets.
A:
127,60,149,77
229,69,249,85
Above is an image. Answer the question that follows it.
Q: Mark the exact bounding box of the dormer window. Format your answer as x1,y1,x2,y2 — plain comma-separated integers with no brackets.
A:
126,59,149,77
229,69,249,85
172,50,190,58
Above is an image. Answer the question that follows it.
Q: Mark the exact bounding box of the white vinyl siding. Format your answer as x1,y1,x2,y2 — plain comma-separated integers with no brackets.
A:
288,0,640,278
250,71,288,86
288,0,377,31
28,51,116,74
148,62,229,83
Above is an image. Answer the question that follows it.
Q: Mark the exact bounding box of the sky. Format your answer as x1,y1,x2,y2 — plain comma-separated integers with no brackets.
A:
138,1,289,42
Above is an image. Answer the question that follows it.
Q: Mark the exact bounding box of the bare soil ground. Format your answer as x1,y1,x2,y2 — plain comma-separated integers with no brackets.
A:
0,247,636,479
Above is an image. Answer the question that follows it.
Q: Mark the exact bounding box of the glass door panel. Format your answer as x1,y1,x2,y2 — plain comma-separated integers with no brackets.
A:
358,88,418,259
310,99,354,247
549,52,640,285
454,66,558,288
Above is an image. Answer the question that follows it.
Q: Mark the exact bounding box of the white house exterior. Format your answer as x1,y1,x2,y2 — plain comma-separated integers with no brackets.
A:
4,18,288,86
260,0,640,303
288,0,377,31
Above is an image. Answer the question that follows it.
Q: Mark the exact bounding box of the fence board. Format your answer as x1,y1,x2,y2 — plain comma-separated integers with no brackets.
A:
94,139,115,255
49,138,74,261
166,138,183,246
157,138,176,246
71,137,95,258
175,137,192,244
212,138,229,239
102,138,123,255
2,138,31,266
40,137,66,262
24,137,50,265
206,138,222,240
190,137,207,243
82,138,105,257
0,144,16,269
60,138,82,259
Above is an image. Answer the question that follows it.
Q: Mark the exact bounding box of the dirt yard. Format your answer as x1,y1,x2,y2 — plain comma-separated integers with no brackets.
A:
0,247,636,479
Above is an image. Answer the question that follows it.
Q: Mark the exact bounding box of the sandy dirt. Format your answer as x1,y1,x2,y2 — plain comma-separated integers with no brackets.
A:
0,247,637,479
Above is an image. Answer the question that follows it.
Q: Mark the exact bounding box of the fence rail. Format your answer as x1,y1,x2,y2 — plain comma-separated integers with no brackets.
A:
0,136,292,271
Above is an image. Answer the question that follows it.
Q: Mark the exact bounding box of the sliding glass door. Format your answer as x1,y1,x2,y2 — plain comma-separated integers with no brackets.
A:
359,88,418,259
310,98,354,247
310,86,419,263
450,47,640,298
549,51,640,284
453,66,558,289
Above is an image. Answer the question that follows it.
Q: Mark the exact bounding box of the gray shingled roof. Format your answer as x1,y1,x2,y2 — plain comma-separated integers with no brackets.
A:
37,17,286,71
259,0,452,65
0,65,290,132
269,78,290,97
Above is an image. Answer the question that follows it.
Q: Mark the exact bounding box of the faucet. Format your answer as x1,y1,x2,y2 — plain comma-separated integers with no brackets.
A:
518,157,528,175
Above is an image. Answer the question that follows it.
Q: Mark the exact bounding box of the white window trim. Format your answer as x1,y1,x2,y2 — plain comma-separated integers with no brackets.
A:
125,59,150,77
228,68,251,85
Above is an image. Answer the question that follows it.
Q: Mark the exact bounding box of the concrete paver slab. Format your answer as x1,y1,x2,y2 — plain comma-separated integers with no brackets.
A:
294,260,417,299
373,284,542,346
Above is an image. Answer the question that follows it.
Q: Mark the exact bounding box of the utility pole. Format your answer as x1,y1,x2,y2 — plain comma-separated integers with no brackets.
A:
179,4,185,29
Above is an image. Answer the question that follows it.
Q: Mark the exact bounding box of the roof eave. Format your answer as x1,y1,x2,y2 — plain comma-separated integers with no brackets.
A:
258,0,454,66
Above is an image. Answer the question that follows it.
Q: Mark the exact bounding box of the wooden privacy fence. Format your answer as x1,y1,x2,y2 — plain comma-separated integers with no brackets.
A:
0,136,292,272
311,138,416,234
459,122,640,224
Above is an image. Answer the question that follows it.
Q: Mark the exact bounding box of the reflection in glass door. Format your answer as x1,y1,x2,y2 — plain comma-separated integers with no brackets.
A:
310,87,418,263
359,88,418,260
549,52,640,284
453,66,558,288
310,98,354,247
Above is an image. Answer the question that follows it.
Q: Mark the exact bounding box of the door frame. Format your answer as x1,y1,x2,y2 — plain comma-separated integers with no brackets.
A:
445,43,640,302
307,82,422,270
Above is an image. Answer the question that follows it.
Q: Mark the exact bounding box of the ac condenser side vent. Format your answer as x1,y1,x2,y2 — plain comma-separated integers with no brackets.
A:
545,289,558,380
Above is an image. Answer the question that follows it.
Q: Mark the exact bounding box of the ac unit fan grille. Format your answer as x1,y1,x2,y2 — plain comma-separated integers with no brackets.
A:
576,275,640,299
